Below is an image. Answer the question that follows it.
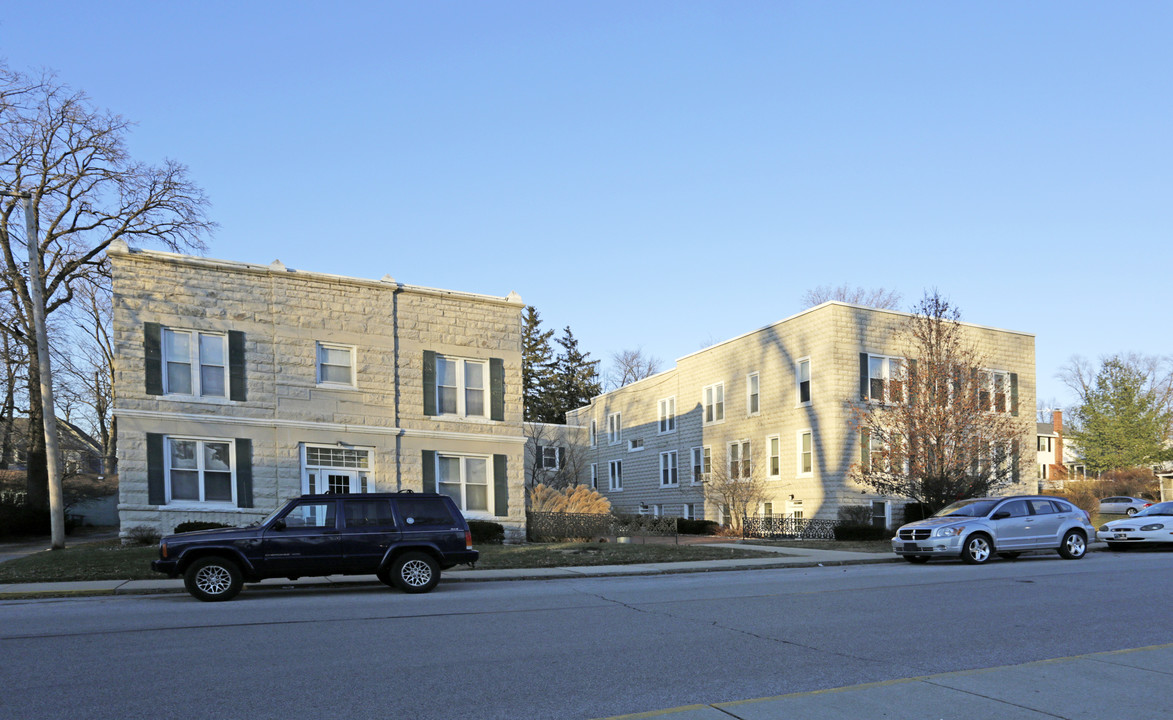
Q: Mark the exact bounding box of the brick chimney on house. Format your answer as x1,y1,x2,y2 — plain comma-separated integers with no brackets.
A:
1052,409,1064,480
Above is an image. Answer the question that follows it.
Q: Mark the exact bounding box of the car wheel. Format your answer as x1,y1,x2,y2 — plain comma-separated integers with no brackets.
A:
392,552,440,594
184,556,243,602
961,534,992,564
1058,530,1087,559
903,555,930,564
1126,507,1138,516
997,552,1021,560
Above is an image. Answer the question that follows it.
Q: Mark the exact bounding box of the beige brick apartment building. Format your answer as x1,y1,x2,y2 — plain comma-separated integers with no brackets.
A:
566,302,1037,527
110,242,527,540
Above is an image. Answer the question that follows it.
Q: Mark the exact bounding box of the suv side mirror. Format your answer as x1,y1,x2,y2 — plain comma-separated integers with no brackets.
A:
271,518,286,531
991,511,1011,520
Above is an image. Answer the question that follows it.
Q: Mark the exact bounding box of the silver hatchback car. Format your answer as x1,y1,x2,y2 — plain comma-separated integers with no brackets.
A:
892,495,1095,565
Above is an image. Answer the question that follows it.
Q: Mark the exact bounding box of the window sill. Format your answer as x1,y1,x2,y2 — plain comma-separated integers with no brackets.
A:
164,501,239,509
316,383,359,392
162,394,235,405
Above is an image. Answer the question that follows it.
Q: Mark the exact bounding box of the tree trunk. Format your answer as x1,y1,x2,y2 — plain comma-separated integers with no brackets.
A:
24,353,49,509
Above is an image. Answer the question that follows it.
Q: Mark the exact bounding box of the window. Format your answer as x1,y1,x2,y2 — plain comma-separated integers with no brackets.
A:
1037,436,1052,452
435,454,491,513
650,504,663,517
303,445,371,494
344,499,395,528
317,342,356,387
608,460,623,491
660,451,678,487
540,446,562,470
608,412,622,445
797,358,811,405
982,370,1011,413
868,355,905,403
682,503,694,520
166,437,234,504
283,500,335,528
163,328,227,397
691,446,711,483
797,430,813,476
435,356,486,417
628,438,644,452
1039,464,1049,480
787,500,804,519
589,420,598,447
767,435,780,478
658,397,676,433
590,463,598,489
746,373,760,415
728,440,750,479
870,500,888,528
703,383,724,424
761,502,773,518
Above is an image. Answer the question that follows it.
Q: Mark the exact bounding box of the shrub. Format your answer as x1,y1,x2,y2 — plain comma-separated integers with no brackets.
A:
833,523,891,541
468,520,505,545
173,521,232,534
0,498,79,537
528,483,611,514
836,505,873,524
677,518,720,535
124,525,161,545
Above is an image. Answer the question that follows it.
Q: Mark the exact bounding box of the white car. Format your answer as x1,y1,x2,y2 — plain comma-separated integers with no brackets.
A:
1097,501,1173,549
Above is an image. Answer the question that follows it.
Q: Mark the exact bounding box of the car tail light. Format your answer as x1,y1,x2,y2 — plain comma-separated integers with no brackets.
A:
465,530,473,550
160,542,168,559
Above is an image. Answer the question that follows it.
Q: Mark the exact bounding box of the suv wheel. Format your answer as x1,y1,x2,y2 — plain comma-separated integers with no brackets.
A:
1058,530,1087,559
184,556,243,602
961,534,992,564
392,552,440,594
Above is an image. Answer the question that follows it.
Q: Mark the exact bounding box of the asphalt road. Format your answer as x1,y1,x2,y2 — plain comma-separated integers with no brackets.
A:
2,548,1171,720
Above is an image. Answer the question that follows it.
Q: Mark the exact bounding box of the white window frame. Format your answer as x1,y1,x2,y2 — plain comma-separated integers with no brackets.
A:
690,446,710,484
658,397,676,434
434,354,488,417
589,419,598,447
163,328,228,398
607,412,622,445
164,436,236,505
628,438,645,452
867,354,905,404
317,341,357,388
982,369,1012,413
433,451,495,516
767,434,781,479
796,357,811,406
682,503,694,520
301,443,373,495
727,439,751,480
787,499,804,519
761,502,773,518
746,372,760,416
797,429,813,477
660,450,679,487
540,446,562,470
703,382,725,425
590,463,598,489
608,459,623,491
651,504,662,517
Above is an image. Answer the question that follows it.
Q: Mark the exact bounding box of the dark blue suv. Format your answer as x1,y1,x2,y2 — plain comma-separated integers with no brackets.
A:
151,492,479,601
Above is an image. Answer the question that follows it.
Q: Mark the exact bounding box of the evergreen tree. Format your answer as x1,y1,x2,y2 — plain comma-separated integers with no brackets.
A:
521,306,556,423
1068,357,1173,473
550,326,602,423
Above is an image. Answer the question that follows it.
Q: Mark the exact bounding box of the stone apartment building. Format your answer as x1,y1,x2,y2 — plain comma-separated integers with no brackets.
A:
110,242,527,540
565,302,1037,527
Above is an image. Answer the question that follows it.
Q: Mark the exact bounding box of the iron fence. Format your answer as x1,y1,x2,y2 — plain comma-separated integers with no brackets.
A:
742,515,839,540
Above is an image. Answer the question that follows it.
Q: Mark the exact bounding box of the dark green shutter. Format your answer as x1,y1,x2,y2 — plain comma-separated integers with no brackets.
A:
1010,373,1019,416
147,433,165,505
145,323,163,395
860,428,870,472
422,450,436,491
490,358,505,421
907,359,917,406
493,454,508,518
859,353,869,400
423,351,436,416
1011,438,1020,482
229,331,247,402
235,438,253,508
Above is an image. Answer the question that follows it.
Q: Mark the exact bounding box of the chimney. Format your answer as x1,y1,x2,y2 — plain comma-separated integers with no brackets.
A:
1053,409,1064,477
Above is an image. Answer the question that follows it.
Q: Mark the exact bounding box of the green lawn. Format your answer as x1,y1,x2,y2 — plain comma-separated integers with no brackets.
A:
0,539,159,583
739,539,894,553
472,542,777,569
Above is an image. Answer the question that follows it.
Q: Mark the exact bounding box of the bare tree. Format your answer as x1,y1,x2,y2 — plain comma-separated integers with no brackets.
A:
524,422,589,490
58,278,115,472
701,451,769,533
802,285,902,310
606,348,662,390
851,291,1025,512
0,63,212,510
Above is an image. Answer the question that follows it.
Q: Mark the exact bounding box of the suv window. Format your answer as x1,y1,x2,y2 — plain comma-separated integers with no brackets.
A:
398,497,455,527
283,501,336,527
344,499,395,528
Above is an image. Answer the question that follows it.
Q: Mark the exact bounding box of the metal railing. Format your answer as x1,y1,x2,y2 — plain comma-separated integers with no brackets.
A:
742,515,839,540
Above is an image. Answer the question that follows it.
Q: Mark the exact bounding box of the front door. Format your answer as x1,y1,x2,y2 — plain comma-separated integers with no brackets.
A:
990,499,1032,549
262,499,342,577
307,470,367,495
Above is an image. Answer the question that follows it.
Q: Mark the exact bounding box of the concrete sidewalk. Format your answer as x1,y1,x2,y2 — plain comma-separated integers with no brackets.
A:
596,643,1173,720
0,543,898,599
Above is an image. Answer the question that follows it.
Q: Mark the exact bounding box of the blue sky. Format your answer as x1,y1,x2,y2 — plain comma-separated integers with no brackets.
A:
4,2,1169,410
